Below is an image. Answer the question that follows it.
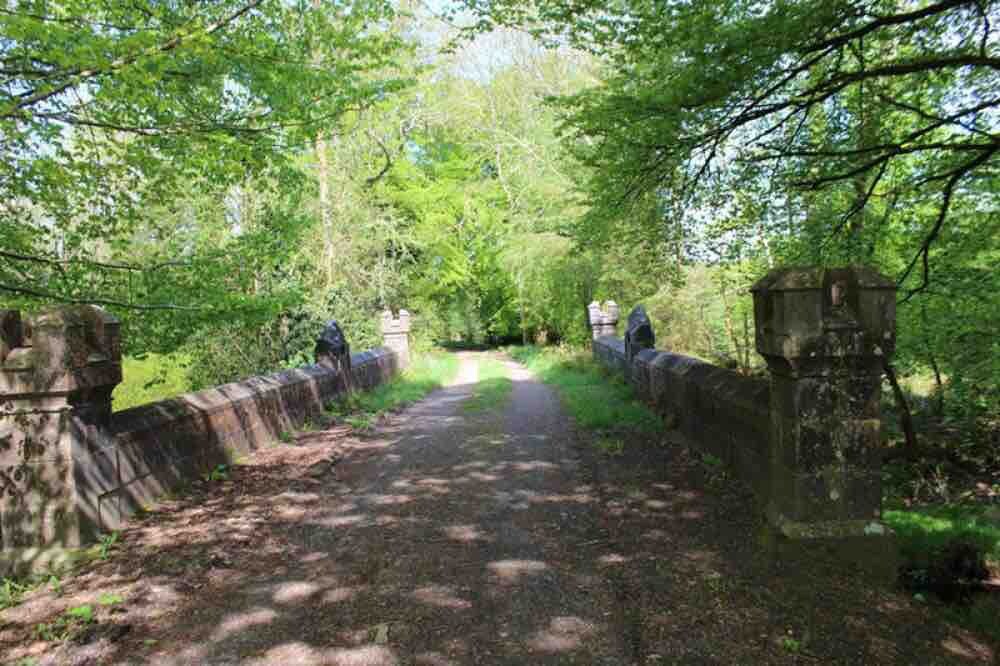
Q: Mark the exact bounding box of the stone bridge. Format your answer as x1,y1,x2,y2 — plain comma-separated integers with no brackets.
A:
1,265,899,579
0,266,989,665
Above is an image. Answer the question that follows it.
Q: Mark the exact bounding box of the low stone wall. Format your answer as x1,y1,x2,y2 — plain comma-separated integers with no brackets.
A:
625,344,770,497
350,348,401,392
1,304,408,575
592,336,628,375
593,338,769,484
91,349,398,539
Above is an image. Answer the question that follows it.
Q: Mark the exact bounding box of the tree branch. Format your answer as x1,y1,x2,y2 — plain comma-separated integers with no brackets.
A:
899,148,997,302
365,132,394,188
2,0,265,119
0,282,204,311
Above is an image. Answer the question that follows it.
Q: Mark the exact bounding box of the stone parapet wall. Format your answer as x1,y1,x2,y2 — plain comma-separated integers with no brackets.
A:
94,350,397,539
594,337,769,493
592,267,898,579
628,347,770,497
351,347,400,392
1,306,408,575
592,336,628,375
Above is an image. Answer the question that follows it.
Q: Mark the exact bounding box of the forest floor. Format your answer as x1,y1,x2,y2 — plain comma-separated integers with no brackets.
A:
1,351,997,665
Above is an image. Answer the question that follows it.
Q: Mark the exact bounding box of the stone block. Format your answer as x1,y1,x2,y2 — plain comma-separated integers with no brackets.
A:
71,444,119,496
769,467,882,523
759,521,898,582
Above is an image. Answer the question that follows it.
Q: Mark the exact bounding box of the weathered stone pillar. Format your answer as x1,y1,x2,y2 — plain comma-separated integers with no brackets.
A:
587,301,620,340
381,309,412,368
0,306,122,572
751,267,896,576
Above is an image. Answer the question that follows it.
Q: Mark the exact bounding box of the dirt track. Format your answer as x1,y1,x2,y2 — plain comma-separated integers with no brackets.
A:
1,351,994,665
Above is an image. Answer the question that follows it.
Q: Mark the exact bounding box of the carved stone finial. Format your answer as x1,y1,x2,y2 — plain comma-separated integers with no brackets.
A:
624,305,655,362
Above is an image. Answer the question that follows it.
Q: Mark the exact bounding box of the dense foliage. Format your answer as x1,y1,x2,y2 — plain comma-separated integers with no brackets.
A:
461,0,999,417
1,0,411,356
2,1,997,439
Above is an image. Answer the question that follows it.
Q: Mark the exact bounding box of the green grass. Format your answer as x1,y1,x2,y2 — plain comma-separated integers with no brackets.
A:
507,345,660,433
463,358,513,412
594,436,625,456
328,351,460,424
885,505,1000,645
884,505,1000,569
113,353,193,411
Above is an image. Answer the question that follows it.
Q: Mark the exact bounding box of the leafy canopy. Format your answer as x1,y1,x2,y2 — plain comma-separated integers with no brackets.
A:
461,0,1000,297
1,0,411,309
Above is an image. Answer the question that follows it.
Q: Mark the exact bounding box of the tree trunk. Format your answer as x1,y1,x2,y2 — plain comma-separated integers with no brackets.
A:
882,358,918,457
518,281,528,345
927,351,945,417
741,310,752,371
313,0,333,287
316,134,333,286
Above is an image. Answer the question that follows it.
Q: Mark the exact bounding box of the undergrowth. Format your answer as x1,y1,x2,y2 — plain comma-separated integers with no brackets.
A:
885,505,1000,573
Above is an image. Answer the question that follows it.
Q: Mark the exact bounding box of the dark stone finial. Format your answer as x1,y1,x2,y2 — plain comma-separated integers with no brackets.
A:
315,320,351,373
624,305,655,362
0,310,23,364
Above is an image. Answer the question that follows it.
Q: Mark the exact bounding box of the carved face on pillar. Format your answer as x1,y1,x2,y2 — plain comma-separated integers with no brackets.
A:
831,280,847,308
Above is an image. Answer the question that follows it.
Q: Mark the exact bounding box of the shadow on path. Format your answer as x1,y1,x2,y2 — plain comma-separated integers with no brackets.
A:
0,351,994,664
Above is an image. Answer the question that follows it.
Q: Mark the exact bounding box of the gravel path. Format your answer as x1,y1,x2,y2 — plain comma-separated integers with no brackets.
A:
1,351,994,665
158,351,630,664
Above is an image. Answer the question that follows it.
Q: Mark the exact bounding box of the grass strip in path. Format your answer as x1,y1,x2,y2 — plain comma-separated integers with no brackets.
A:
507,345,660,433
462,357,513,413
